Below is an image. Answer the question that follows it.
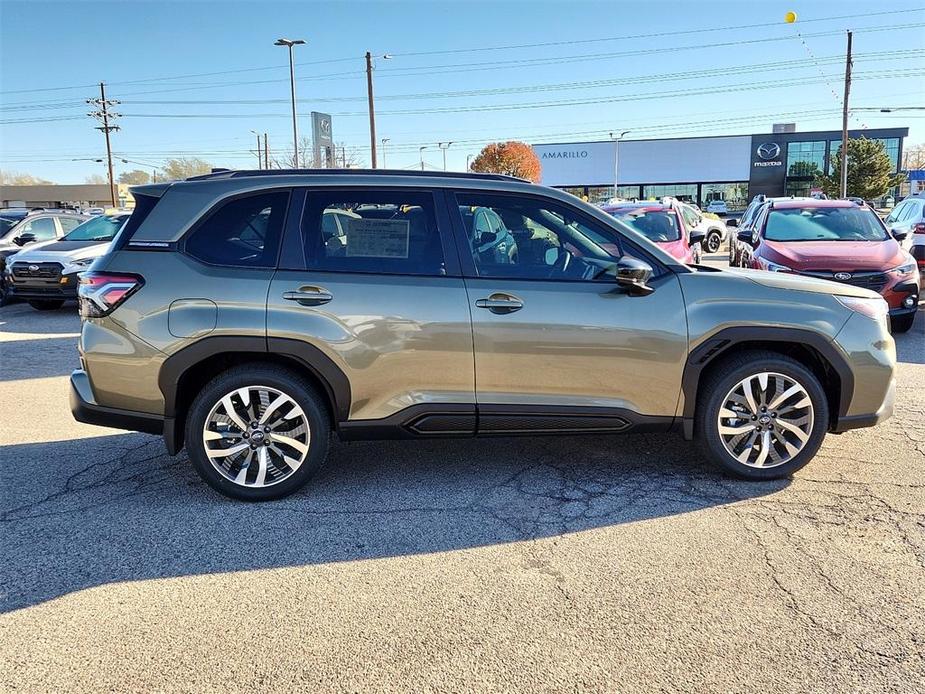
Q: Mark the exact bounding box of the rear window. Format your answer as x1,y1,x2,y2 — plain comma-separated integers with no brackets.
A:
185,191,289,267
63,214,129,242
607,208,680,242
765,207,888,242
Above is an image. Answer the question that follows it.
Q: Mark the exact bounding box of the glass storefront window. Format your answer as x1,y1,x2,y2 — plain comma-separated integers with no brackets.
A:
828,137,900,173
586,186,615,204
701,182,748,211
787,141,826,177
614,185,642,201
642,184,697,203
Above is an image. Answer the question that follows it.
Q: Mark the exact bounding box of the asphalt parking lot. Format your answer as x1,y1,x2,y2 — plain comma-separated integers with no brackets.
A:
1,286,923,691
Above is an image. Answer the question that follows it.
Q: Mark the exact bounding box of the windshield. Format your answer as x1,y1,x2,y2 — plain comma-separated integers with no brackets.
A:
607,208,681,242
62,214,129,242
765,207,888,242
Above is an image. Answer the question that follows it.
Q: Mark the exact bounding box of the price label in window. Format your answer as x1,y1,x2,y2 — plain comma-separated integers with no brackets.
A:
345,218,410,258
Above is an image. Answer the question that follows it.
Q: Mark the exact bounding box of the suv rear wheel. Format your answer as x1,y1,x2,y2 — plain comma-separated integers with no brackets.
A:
705,230,722,253
696,351,829,480
185,364,330,501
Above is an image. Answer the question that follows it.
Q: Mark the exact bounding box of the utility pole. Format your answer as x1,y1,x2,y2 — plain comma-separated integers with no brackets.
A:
366,51,377,168
840,30,853,199
263,133,269,169
87,82,119,207
438,141,453,171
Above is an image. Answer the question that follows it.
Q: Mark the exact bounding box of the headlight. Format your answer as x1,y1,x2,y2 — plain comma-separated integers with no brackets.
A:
888,259,916,276
835,295,889,325
70,258,95,268
762,260,793,273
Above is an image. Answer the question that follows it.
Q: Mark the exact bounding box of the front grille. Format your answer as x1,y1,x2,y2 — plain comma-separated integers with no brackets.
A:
11,261,63,280
802,270,888,293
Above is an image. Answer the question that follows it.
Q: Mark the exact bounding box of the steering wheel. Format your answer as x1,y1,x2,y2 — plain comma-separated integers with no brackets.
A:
547,247,571,277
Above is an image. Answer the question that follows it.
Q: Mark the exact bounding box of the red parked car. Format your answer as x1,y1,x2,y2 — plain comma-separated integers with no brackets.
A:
602,200,705,264
736,198,920,333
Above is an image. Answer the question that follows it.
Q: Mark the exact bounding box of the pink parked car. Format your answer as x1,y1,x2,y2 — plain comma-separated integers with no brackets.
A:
602,201,704,264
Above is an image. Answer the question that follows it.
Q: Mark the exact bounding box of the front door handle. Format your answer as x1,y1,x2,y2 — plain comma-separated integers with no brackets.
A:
282,287,333,306
475,293,523,314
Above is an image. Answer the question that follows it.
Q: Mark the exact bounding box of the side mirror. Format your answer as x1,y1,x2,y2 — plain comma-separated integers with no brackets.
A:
478,231,497,245
726,218,739,228
689,229,706,247
13,233,35,246
891,227,908,242
614,257,655,296
736,228,755,244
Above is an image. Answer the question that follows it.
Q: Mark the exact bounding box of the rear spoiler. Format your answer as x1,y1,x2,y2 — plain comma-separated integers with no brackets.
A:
129,183,172,198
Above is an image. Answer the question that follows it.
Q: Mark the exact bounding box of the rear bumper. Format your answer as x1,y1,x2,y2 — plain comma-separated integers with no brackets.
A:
70,369,164,435
833,377,895,433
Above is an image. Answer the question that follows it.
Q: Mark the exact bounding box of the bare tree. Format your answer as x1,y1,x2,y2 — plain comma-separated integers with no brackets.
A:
0,170,53,185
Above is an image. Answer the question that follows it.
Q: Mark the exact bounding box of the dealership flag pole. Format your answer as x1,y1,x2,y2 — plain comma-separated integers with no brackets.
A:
840,30,853,198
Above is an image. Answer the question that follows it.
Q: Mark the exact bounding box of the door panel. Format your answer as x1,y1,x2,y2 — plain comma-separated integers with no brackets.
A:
268,271,474,421
466,275,688,416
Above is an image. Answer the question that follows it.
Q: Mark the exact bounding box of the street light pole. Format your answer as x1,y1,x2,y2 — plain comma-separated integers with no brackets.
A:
466,153,474,171
381,138,390,168
610,130,630,200
275,38,306,168
119,158,162,183
365,52,391,169
250,130,262,169
419,146,427,171
438,141,453,171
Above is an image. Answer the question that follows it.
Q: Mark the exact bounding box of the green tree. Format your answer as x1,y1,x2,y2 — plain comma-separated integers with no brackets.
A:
118,169,152,185
815,137,905,199
470,141,541,182
162,157,213,181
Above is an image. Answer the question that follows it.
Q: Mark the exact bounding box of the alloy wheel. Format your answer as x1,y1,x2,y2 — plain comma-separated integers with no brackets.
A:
717,371,814,468
202,385,310,488
706,232,721,253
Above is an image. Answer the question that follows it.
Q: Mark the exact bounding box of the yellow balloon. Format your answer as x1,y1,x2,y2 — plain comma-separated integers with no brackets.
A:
785,11,797,23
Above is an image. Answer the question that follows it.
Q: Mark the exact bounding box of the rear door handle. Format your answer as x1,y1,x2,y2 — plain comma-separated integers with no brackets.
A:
282,287,333,306
475,293,523,314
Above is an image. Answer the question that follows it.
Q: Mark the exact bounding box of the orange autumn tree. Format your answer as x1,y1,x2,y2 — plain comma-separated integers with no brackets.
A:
470,141,541,182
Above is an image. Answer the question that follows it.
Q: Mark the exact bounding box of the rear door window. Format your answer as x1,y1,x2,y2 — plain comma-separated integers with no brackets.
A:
185,191,289,267
300,189,447,276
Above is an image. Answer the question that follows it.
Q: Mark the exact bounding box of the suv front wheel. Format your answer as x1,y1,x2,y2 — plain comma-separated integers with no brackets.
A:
696,351,829,480
185,364,330,501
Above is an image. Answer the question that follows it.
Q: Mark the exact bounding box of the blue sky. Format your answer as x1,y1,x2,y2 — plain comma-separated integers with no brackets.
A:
1,0,923,182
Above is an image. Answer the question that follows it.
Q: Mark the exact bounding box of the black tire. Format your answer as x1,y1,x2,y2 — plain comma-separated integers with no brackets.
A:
890,312,916,334
705,230,722,253
185,364,330,501
695,350,829,480
28,300,65,311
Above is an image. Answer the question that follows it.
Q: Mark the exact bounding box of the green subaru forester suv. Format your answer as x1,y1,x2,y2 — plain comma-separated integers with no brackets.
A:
71,170,896,500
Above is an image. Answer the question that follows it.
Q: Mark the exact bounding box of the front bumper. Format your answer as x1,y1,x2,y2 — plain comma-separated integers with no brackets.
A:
833,377,895,432
9,271,80,300
70,369,165,435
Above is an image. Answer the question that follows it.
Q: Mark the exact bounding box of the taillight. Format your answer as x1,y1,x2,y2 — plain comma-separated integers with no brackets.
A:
78,271,144,317
913,223,925,235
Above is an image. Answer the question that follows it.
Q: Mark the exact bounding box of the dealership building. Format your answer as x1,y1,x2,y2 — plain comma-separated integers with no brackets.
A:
533,126,908,209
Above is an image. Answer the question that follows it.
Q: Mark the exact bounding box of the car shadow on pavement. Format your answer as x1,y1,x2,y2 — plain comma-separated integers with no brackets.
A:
0,336,81,381
0,431,788,613
894,309,923,365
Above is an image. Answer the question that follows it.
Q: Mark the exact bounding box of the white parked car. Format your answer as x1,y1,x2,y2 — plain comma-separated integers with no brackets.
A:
5,213,130,310
706,200,728,215
680,203,728,254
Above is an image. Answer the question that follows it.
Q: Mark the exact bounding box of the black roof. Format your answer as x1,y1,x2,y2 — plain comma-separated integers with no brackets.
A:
186,168,527,183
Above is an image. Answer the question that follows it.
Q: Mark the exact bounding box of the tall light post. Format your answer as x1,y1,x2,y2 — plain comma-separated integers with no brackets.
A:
119,158,162,183
365,52,391,168
381,138,390,168
437,141,453,171
275,38,306,168
250,130,262,169
466,153,475,171
419,146,428,171
610,130,631,200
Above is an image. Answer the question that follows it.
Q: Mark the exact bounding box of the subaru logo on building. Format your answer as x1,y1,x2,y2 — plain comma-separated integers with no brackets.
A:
834,272,852,281
757,143,781,160
28,265,39,272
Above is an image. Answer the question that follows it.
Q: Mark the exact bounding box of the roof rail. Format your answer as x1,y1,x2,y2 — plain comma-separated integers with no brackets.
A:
185,168,529,183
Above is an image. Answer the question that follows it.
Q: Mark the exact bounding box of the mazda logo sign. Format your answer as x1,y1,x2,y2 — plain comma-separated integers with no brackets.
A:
757,143,781,160
834,272,852,281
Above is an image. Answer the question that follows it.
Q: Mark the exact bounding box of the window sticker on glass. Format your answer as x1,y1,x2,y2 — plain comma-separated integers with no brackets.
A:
345,218,410,258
